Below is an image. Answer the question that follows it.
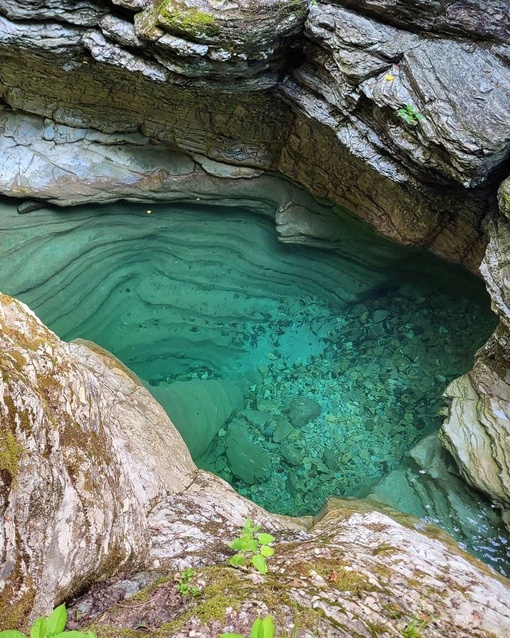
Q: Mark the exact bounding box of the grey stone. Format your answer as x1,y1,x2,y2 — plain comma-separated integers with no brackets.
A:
0,293,195,618
288,397,322,427
83,31,168,83
156,34,209,58
330,0,510,44
281,443,305,466
42,125,55,141
225,419,272,485
0,0,107,26
99,16,143,49
17,200,44,214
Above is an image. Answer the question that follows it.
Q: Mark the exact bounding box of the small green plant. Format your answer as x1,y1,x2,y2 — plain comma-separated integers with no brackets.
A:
401,614,431,637
220,615,275,638
397,104,424,125
0,604,95,638
175,567,201,597
228,519,275,575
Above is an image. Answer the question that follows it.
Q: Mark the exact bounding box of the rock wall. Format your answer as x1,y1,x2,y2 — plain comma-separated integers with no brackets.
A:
1,0,509,268
440,176,510,528
0,293,195,623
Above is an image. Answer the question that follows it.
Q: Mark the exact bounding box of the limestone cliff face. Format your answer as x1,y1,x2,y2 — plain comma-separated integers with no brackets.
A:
1,0,509,268
440,177,510,528
2,293,510,637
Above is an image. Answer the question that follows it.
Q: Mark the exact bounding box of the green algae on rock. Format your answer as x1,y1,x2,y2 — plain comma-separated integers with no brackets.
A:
70,497,510,638
0,292,195,623
2,290,510,635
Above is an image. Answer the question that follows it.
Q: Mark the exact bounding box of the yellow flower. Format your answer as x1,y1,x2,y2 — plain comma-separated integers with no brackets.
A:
385,74,395,81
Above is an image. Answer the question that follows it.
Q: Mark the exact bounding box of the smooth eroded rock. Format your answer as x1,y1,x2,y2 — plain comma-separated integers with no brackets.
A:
0,294,195,622
151,379,244,459
440,327,510,523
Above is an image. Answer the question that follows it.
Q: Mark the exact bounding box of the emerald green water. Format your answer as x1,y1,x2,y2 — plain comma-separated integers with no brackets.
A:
1,199,508,573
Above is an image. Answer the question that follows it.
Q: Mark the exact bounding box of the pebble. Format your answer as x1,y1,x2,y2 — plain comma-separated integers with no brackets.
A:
373,310,390,322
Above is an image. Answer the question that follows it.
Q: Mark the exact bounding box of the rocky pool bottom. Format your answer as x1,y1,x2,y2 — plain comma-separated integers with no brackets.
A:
0,199,508,574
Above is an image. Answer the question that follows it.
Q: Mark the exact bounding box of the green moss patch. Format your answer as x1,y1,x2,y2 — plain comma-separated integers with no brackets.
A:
0,429,22,479
157,0,220,39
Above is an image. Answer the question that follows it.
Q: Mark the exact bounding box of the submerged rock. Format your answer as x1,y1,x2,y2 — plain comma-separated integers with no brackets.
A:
16,200,44,214
281,442,305,466
367,433,510,572
288,397,322,427
150,378,244,459
272,417,295,443
225,418,272,485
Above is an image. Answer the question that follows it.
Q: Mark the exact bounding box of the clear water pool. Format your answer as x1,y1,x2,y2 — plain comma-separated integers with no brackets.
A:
1,199,507,572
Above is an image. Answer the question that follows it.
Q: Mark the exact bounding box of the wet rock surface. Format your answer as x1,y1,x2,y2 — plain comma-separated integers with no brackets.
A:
332,0,510,44
438,176,510,527
366,433,510,574
297,4,510,188
1,0,509,267
441,327,510,526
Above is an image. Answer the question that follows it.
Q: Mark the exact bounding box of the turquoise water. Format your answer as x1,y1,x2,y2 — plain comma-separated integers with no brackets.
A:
0,199,507,571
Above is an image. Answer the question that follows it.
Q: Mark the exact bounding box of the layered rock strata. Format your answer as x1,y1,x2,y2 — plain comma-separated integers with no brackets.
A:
440,176,510,528
0,293,293,623
1,0,509,268
0,293,195,621
1,0,510,613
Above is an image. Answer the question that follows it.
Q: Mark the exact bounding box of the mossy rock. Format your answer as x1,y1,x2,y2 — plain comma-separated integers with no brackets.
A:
157,0,220,40
498,176,510,220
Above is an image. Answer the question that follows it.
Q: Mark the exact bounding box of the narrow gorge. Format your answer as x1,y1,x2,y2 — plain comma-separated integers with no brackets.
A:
1,0,510,636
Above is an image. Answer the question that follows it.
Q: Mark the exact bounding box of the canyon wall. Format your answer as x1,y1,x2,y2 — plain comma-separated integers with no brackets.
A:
2,293,510,637
1,0,509,269
2,0,510,628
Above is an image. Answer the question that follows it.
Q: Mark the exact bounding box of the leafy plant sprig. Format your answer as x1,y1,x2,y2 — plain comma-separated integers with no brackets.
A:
397,104,424,125
228,519,275,575
175,567,201,597
220,615,275,638
402,616,430,638
0,604,95,638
